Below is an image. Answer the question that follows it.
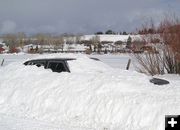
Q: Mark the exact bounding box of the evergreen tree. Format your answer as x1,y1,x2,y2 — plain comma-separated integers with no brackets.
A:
105,30,114,34
123,31,127,35
126,36,132,49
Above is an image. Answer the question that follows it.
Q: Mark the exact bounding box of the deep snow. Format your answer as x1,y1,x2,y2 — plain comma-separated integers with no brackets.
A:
0,53,133,70
0,53,180,130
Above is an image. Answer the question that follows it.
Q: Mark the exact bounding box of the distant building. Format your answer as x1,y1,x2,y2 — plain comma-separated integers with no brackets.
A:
0,41,8,53
0,47,5,53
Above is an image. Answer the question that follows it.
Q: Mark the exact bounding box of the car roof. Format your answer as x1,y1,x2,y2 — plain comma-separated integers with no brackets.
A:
24,57,100,65
24,58,76,65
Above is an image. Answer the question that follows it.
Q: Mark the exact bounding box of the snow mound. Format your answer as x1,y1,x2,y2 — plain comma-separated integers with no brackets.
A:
0,54,180,130
25,53,112,73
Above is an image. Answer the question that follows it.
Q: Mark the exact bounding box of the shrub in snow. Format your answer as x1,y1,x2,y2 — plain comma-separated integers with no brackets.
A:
134,44,180,75
134,16,180,75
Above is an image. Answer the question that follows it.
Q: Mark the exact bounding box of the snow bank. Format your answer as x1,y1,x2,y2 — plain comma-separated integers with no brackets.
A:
31,53,112,73
0,54,180,130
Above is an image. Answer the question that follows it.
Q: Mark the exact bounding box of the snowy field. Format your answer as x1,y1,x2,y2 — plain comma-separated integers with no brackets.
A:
0,53,180,130
0,53,133,70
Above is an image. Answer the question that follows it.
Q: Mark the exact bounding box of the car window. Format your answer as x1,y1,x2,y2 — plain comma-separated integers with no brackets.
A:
24,59,71,73
47,62,66,72
35,63,44,67
26,61,46,67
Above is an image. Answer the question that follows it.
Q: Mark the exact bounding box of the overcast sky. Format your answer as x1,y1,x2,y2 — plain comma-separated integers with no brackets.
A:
0,0,179,35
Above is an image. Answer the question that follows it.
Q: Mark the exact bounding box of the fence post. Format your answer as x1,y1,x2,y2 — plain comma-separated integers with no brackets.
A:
1,59,4,66
126,59,131,70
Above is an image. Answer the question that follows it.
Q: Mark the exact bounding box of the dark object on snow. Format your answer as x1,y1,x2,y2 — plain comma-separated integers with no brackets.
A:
90,57,100,61
1,59,4,66
150,78,170,85
126,59,131,70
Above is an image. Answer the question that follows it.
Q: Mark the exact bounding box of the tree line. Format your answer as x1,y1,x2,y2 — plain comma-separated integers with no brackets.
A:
1,33,83,53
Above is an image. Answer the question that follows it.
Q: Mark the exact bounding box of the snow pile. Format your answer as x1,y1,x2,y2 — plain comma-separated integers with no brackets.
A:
0,54,180,130
32,53,112,73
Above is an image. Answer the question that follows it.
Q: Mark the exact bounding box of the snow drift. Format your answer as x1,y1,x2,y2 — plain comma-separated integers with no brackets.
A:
0,54,180,130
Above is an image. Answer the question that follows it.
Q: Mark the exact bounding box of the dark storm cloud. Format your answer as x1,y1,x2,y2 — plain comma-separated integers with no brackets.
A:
0,0,179,34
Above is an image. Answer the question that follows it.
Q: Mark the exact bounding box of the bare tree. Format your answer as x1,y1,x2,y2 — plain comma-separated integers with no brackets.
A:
75,34,82,44
53,35,64,51
34,33,47,45
159,16,180,61
134,15,180,75
90,35,100,52
17,32,26,49
2,33,18,53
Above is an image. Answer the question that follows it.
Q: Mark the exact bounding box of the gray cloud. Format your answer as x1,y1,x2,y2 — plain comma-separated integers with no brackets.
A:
1,20,17,34
0,0,179,34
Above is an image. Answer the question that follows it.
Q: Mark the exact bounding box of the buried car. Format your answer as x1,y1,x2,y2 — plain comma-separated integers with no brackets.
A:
23,57,101,73
0,54,179,130
24,57,170,85
24,58,75,73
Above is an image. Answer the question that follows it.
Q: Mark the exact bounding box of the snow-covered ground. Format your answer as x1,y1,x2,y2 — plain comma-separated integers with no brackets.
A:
83,35,141,42
0,53,133,70
0,53,179,130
